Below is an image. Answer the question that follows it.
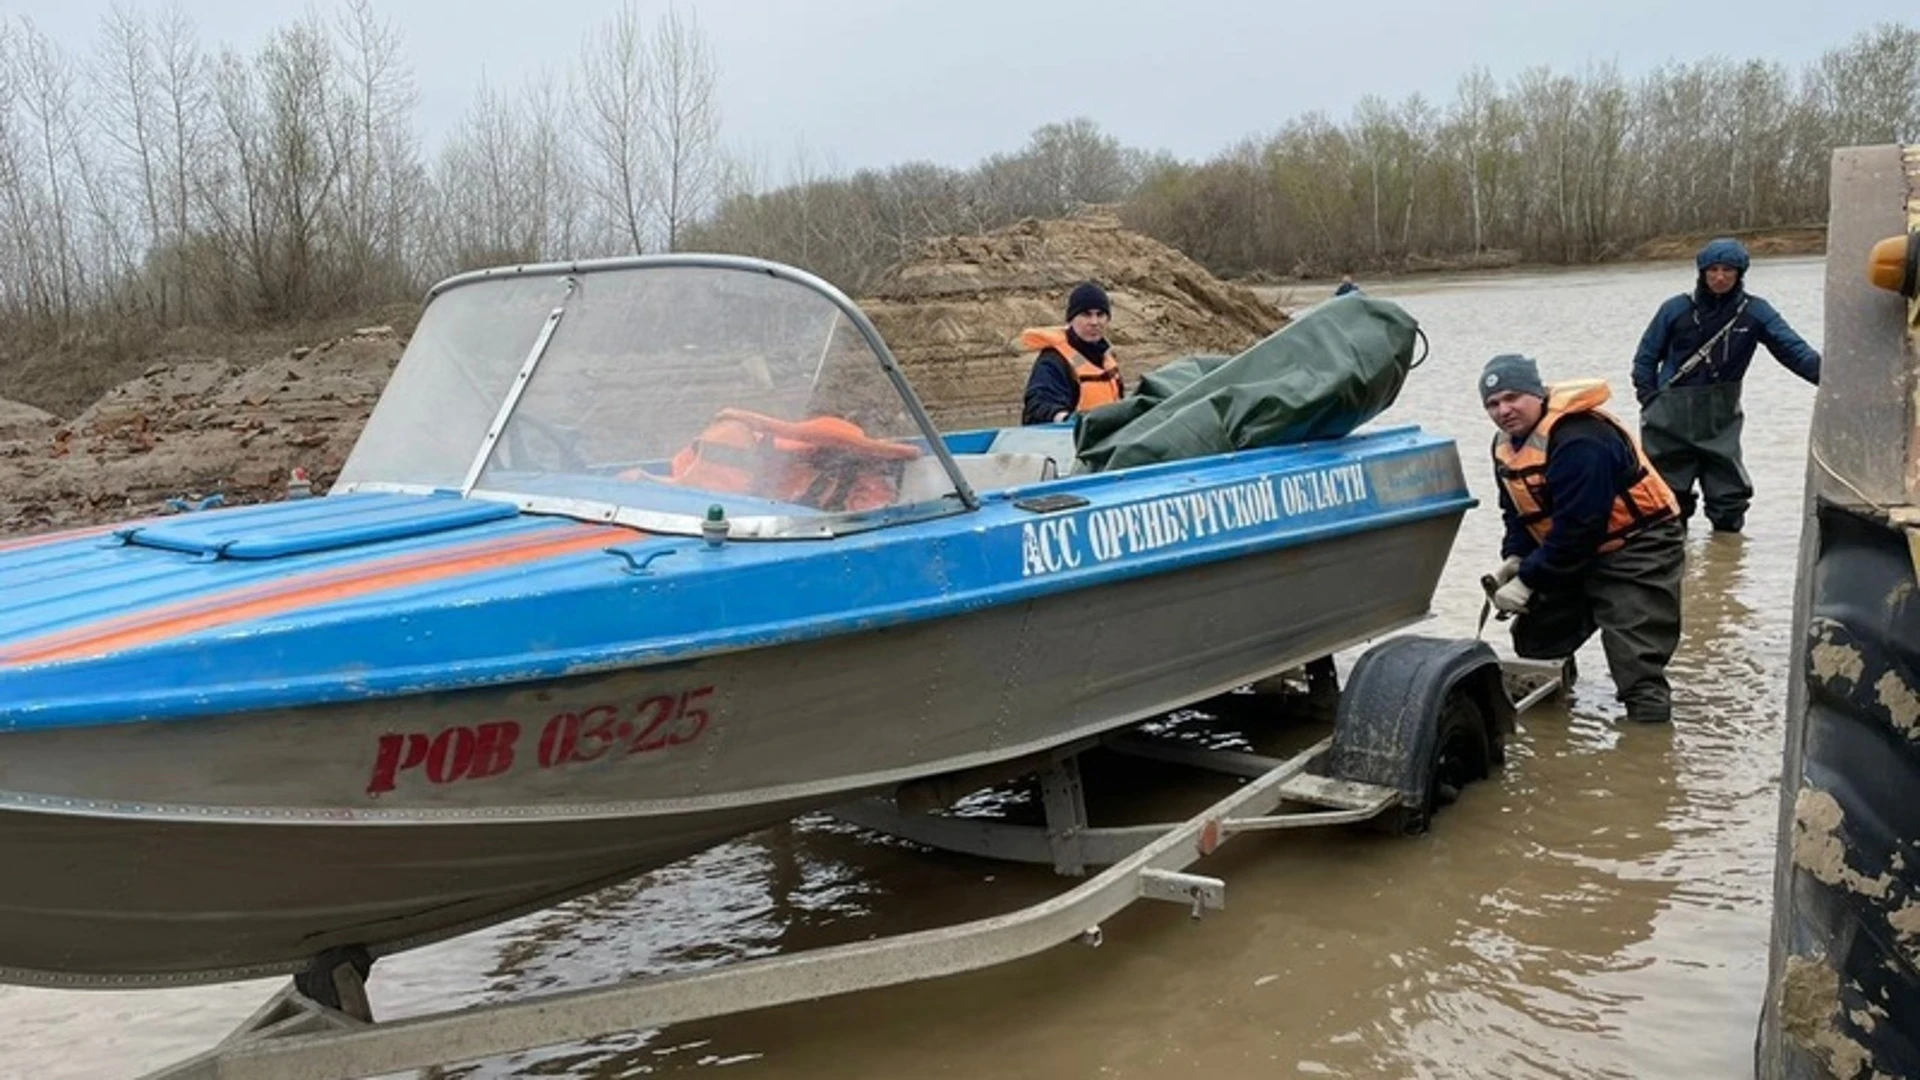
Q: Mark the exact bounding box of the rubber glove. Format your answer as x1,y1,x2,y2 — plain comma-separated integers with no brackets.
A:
1492,577,1532,615
1492,556,1523,587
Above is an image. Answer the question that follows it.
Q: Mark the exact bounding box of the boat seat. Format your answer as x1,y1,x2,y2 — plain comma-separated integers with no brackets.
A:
955,452,1062,491
892,427,1086,502
895,451,1064,501
985,425,1080,467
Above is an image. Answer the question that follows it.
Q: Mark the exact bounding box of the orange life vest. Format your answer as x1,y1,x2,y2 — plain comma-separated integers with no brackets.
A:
1019,327,1122,411
668,408,922,513
1492,379,1679,553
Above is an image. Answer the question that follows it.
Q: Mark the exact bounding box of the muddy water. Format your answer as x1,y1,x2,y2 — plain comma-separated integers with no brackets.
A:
0,259,1824,1079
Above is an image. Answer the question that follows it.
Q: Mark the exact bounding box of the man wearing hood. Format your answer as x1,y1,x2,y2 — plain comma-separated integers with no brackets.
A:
1630,238,1820,533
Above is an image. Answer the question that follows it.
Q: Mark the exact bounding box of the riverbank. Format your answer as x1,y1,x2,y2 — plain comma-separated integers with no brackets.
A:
1265,224,1827,306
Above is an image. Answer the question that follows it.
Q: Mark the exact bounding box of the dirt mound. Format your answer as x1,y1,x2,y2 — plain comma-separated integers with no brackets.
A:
0,398,58,442
1631,226,1827,263
0,327,403,534
863,214,1288,430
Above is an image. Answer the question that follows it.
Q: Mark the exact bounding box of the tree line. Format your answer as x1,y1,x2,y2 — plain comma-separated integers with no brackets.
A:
2,6,1917,351
1126,27,1920,278
0,1,724,342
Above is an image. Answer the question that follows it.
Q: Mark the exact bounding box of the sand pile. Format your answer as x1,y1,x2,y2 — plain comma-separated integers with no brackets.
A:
863,214,1287,430
0,327,402,534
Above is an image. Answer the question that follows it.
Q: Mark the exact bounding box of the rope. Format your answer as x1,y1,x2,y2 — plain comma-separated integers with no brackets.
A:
1809,442,1893,517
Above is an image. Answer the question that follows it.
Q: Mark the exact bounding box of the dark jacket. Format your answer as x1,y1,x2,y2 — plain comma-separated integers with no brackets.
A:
1020,331,1121,425
1497,413,1645,588
1635,272,1812,399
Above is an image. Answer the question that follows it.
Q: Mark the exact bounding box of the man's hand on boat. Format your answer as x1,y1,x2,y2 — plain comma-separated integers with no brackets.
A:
1491,577,1533,615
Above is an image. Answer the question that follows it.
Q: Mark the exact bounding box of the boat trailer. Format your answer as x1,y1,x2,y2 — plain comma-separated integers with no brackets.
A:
145,637,1567,1080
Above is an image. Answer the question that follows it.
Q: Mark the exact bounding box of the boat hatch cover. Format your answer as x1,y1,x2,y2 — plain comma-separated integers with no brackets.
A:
113,492,519,560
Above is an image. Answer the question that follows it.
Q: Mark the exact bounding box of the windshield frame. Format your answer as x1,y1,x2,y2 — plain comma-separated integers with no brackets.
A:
337,253,980,539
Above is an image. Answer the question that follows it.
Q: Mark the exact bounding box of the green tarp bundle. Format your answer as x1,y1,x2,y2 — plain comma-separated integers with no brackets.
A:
1074,295,1421,472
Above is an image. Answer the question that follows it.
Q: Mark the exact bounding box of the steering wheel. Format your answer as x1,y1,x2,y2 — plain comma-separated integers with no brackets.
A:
496,413,590,472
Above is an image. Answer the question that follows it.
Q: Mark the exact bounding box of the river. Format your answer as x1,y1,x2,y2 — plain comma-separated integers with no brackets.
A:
0,256,1824,1079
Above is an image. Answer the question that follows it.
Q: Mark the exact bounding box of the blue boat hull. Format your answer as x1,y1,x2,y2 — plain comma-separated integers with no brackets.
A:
0,426,1470,986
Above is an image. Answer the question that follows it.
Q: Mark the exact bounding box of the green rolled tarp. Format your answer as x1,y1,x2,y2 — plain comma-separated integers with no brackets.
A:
1074,295,1421,472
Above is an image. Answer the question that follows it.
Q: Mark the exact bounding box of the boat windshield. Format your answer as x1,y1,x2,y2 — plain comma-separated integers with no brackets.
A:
336,257,967,537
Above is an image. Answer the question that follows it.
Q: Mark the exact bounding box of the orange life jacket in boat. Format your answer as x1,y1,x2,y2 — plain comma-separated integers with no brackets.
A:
1492,379,1679,553
668,408,922,512
1019,327,1122,411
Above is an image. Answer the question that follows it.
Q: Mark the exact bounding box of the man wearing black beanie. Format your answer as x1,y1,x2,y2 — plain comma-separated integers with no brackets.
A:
1019,281,1124,425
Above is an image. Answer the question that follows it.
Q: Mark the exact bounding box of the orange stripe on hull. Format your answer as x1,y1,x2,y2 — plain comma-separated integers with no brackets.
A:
5,525,631,666
0,523,125,555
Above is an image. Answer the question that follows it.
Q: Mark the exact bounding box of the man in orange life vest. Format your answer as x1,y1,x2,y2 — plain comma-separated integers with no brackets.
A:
1020,281,1124,425
1481,353,1686,724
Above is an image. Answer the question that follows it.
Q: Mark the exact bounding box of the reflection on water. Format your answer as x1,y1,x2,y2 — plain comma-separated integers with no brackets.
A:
0,259,1821,1079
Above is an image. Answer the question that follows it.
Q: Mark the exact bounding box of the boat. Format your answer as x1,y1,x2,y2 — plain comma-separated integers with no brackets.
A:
0,255,1473,990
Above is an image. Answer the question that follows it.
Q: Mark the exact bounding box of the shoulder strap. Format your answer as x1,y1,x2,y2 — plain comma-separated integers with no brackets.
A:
1663,296,1750,389
1545,410,1650,492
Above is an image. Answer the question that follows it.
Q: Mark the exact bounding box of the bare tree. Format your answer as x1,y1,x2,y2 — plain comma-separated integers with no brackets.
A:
1351,95,1394,258
1812,23,1920,145
1510,68,1581,260
647,6,720,252
203,47,268,317
1026,117,1135,211
1576,63,1631,255
259,18,341,315
968,118,1137,222
332,0,418,302
94,6,166,311
522,73,583,259
199,16,344,320
1446,68,1508,255
152,3,206,319
431,76,530,267
14,18,88,324
1393,95,1435,254
577,3,654,253
1265,113,1357,269
0,22,35,323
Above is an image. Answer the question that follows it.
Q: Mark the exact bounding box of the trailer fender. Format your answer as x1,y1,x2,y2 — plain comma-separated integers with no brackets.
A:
1322,635,1515,834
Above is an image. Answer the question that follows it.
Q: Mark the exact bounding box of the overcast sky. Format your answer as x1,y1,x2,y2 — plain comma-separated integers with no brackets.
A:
18,0,1914,178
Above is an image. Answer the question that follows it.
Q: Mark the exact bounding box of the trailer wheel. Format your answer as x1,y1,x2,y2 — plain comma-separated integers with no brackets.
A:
293,945,374,1021
1417,692,1489,829
1322,636,1515,835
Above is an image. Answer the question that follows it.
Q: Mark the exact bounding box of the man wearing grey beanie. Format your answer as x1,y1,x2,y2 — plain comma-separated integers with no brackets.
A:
1482,353,1686,724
